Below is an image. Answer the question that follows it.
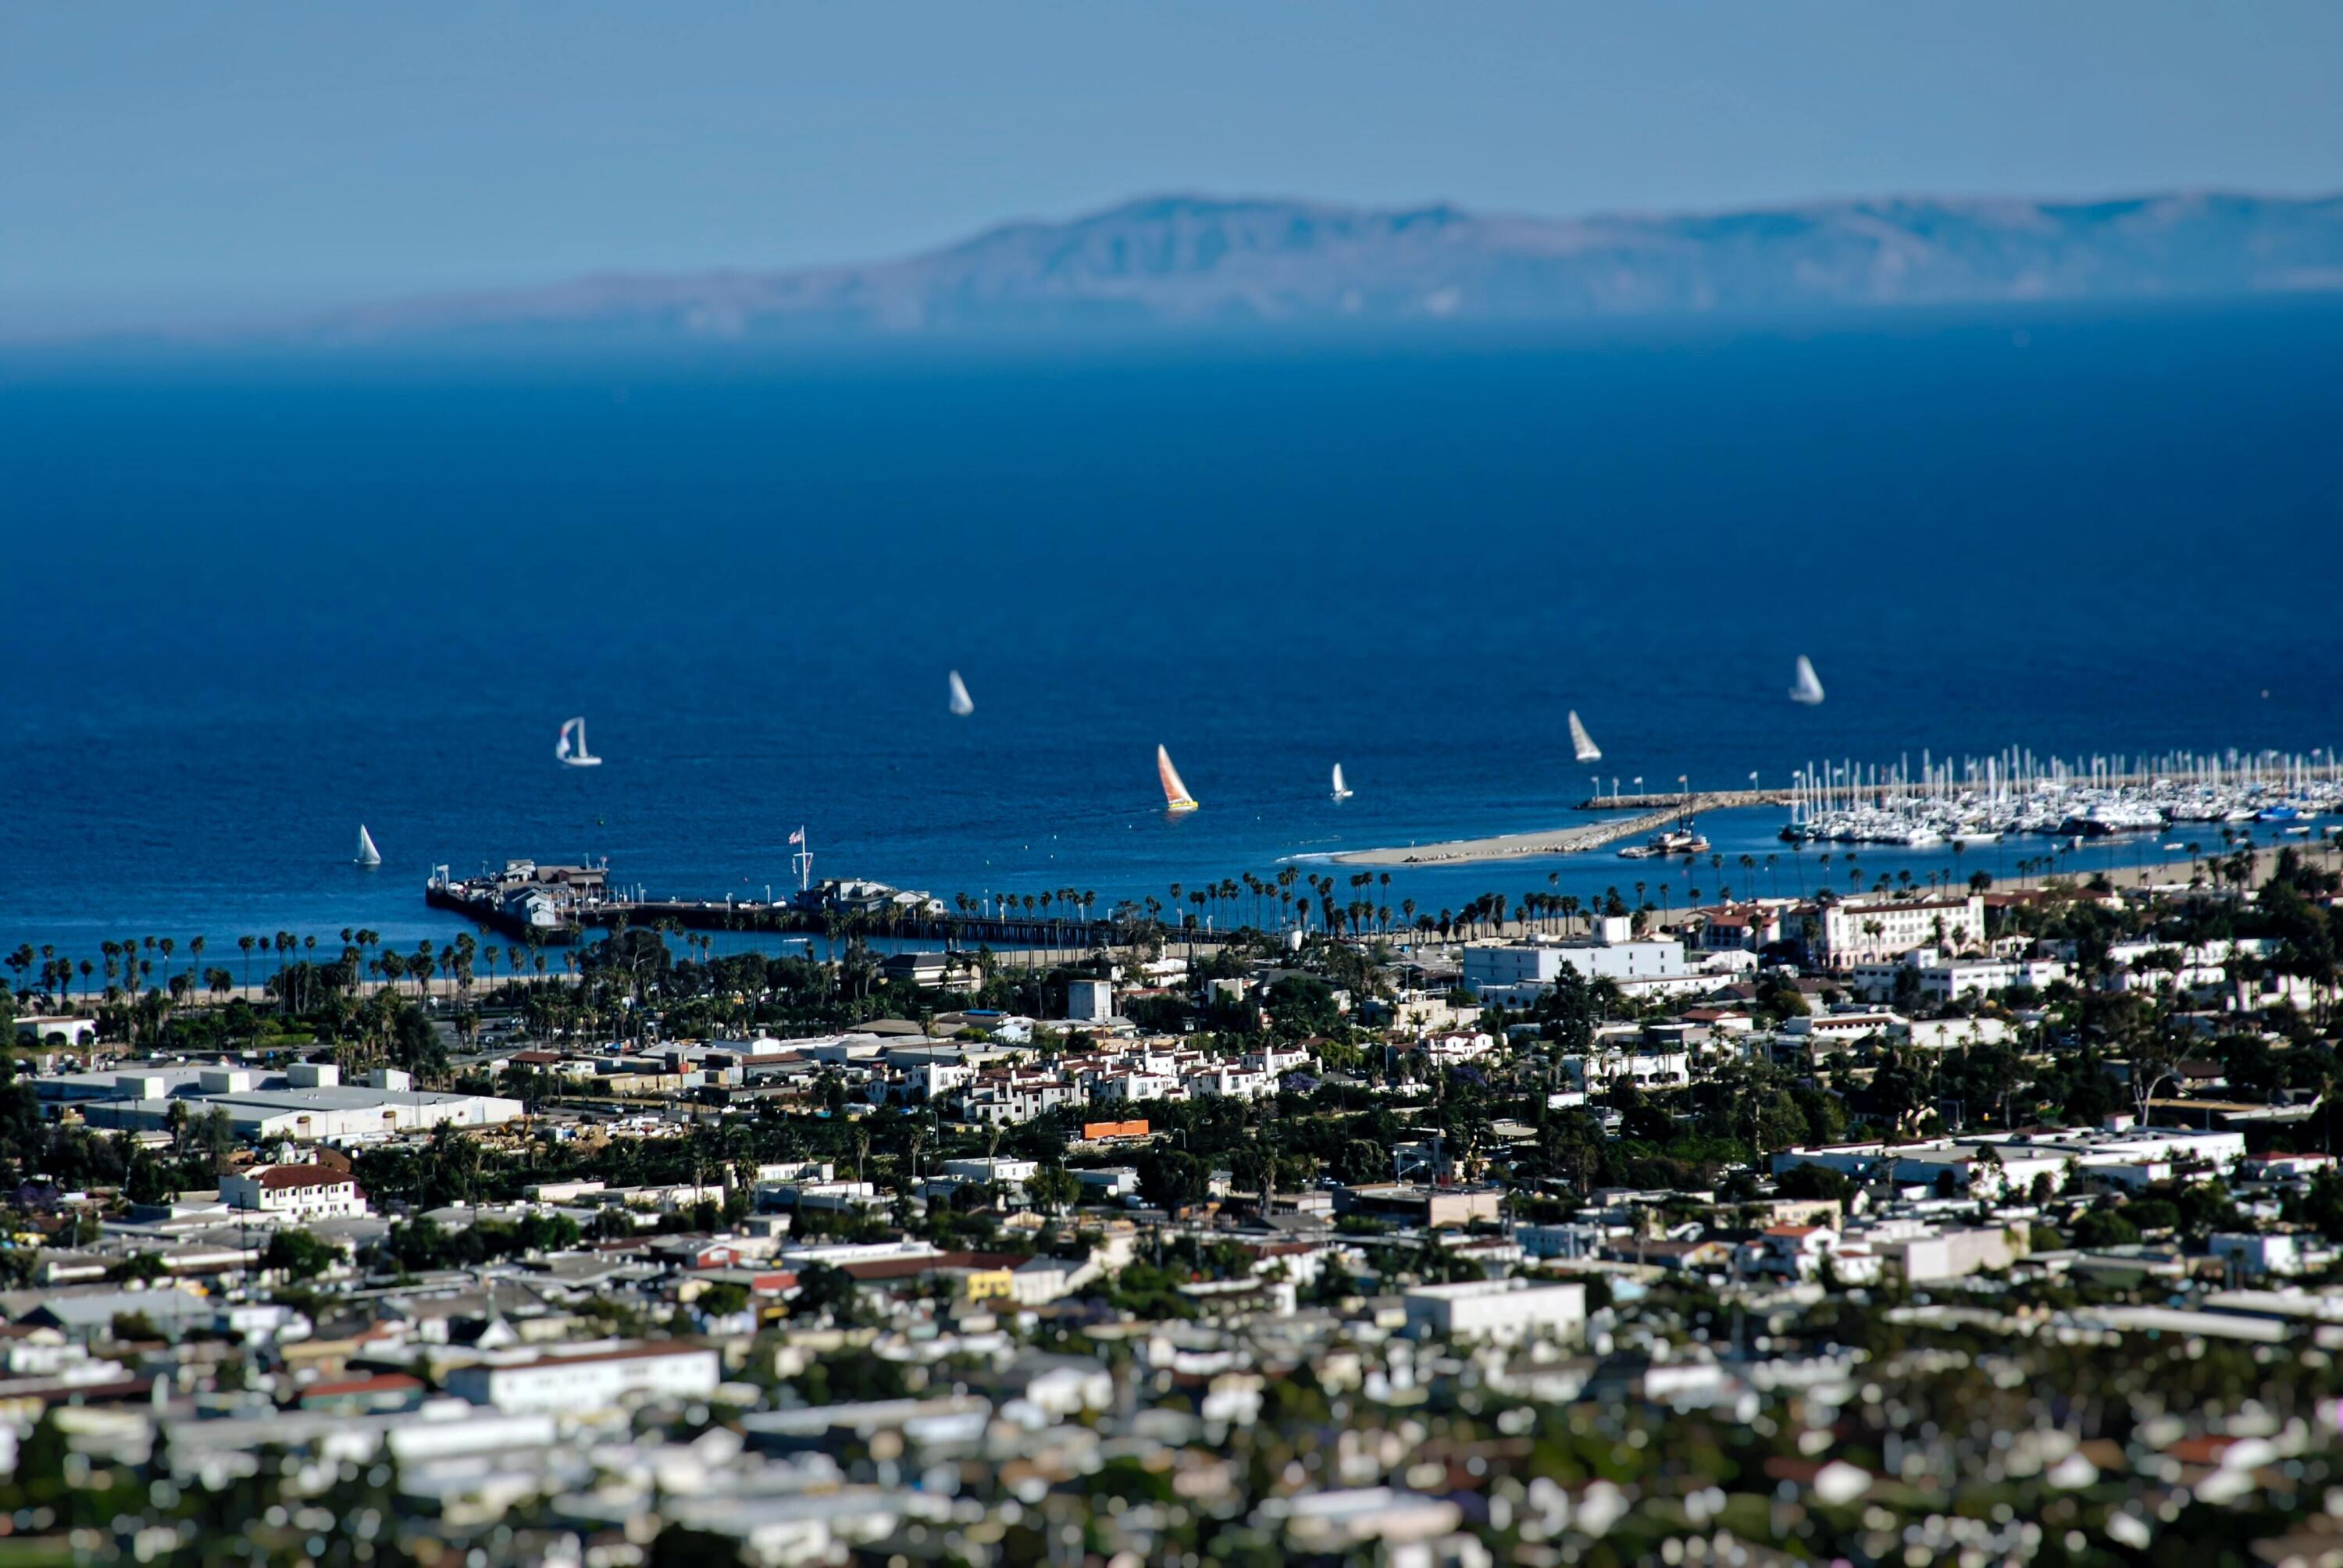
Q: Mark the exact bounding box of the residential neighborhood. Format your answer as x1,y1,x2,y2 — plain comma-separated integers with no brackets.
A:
5,842,2343,1564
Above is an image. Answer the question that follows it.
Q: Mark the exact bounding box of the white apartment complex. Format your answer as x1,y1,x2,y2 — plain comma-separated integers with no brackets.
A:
220,1163,370,1221
1797,895,1987,969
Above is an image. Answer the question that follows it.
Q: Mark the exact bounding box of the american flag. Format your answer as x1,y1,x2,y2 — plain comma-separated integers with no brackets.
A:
787,828,805,844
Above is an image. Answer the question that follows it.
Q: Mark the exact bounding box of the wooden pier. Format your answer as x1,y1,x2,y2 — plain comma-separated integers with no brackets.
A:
426,881,1229,951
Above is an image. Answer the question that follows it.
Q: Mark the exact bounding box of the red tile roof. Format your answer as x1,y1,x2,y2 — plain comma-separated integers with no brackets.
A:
254,1165,355,1192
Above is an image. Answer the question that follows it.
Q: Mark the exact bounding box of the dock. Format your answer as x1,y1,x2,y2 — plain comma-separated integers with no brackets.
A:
1578,789,1795,811
426,872,1229,951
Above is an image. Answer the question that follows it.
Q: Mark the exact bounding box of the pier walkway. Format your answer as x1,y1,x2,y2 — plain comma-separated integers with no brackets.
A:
426,882,1234,951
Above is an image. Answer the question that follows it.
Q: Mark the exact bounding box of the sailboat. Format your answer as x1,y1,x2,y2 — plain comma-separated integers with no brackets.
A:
1568,711,1602,764
555,715,603,767
355,825,382,868
1330,763,1353,801
1157,745,1200,813
947,670,975,717
1788,656,1826,706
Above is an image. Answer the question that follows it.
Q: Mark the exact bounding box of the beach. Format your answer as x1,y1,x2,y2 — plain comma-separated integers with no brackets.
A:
1325,793,1789,869
1325,805,1691,868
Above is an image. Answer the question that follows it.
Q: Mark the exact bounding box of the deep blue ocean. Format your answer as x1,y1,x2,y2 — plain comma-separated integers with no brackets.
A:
5,305,2341,963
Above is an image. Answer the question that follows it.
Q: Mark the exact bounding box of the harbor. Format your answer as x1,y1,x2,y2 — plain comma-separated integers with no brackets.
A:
1325,747,2343,873
1776,747,2343,847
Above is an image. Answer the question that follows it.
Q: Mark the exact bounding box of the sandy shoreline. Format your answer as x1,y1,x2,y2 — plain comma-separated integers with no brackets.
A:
1326,814,2333,880
1325,806,1687,868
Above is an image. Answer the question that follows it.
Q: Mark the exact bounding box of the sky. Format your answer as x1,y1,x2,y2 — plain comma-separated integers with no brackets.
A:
4,2,2340,330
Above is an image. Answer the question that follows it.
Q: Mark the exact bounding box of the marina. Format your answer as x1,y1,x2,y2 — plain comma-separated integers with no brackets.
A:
1325,747,2343,875
1777,747,2343,848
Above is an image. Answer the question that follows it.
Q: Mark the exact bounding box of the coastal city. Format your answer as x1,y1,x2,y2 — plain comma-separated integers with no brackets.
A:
12,5,2343,1565
7,777,2343,1566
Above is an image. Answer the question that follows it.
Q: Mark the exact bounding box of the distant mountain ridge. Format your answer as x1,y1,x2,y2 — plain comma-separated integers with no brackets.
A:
276,190,2343,344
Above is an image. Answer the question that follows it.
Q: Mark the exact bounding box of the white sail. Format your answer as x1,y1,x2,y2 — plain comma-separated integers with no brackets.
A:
558,715,603,766
1568,710,1602,764
947,670,975,716
355,825,382,867
1331,763,1353,800
1157,744,1199,812
1789,656,1826,706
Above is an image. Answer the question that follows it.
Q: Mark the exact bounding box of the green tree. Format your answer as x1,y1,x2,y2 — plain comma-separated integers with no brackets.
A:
2070,1207,2141,1249
697,1281,752,1319
262,1228,342,1281
1774,1162,1853,1202
1026,1164,1082,1215
1137,1149,1207,1211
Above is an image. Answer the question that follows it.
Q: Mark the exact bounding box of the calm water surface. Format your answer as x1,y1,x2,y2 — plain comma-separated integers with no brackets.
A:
5,306,2340,959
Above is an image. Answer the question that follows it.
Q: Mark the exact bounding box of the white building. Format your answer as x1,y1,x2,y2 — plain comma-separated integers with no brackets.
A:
13,1015,98,1047
939,1156,1038,1191
1798,895,1987,969
2209,1232,2302,1278
1901,1017,2013,1051
2021,1124,2247,1189
220,1163,369,1222
56,1061,522,1143
961,1078,1083,1126
1771,1139,2069,1201
1186,1067,1275,1101
1074,1166,1141,1199
1860,1222,2017,1282
1779,1125,2247,1195
1560,1049,1692,1094
444,1342,722,1417
1850,949,2073,1006
1090,1072,1179,1106
1401,1278,1585,1345
1780,1010,1906,1049
1064,979,1114,1022
1414,1031,1496,1064
1462,922,1688,1001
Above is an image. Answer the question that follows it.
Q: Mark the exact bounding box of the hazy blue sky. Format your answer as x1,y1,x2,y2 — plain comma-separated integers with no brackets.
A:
5,2,2339,326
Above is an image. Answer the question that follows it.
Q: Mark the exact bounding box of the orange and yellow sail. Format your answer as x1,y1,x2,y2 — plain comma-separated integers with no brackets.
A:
1157,745,1199,812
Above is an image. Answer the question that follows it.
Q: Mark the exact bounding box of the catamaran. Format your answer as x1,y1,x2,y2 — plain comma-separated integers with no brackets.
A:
1789,656,1826,706
1330,763,1353,801
1568,710,1602,764
555,716,602,767
355,825,382,867
1157,745,1200,813
947,670,975,717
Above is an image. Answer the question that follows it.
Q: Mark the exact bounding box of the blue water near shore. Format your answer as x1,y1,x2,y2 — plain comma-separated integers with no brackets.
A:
5,303,2341,961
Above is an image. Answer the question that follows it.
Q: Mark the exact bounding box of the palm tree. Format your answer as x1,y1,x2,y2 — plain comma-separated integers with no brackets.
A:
237,934,255,991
